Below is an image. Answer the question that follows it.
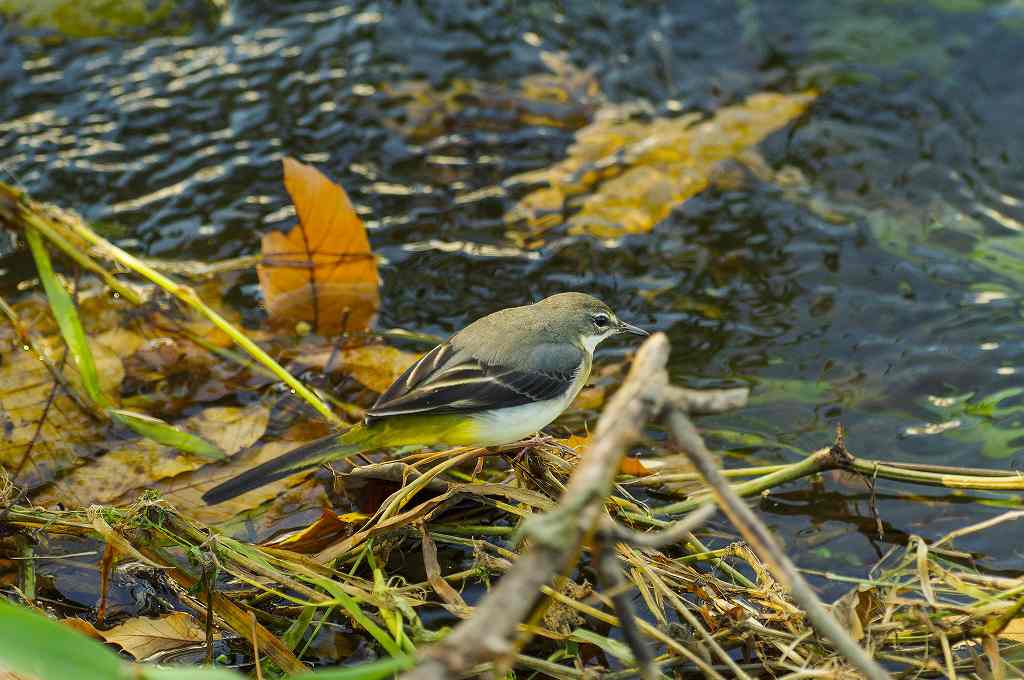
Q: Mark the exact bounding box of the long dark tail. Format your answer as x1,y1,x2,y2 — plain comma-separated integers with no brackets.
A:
202,424,373,505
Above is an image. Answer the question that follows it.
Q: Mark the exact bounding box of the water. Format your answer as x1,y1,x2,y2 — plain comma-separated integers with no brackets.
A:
2,0,1024,598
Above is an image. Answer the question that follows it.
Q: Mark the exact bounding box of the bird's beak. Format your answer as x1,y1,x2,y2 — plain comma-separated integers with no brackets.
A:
617,320,649,336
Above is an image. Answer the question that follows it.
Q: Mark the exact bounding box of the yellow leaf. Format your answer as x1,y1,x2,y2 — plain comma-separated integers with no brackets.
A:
258,158,380,335
99,612,214,660
1002,617,1024,643
557,433,592,453
619,457,654,477
506,90,818,240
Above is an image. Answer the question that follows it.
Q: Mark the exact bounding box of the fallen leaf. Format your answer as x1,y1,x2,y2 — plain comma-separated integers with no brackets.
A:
259,158,380,335
189,405,271,455
381,52,600,141
1002,617,1024,643
556,433,592,453
619,457,654,477
570,385,605,412
506,90,818,240
0,669,35,680
0,333,127,491
303,344,419,393
99,612,213,660
61,618,105,642
33,405,269,507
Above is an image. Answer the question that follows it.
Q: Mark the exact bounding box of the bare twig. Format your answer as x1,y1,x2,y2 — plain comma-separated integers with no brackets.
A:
664,385,749,415
595,517,657,680
664,409,890,680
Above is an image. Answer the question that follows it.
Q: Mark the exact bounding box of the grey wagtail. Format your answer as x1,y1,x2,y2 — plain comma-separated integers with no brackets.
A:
202,292,647,504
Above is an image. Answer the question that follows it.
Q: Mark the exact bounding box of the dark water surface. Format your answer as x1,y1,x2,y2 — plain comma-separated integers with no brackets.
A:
3,0,1024,595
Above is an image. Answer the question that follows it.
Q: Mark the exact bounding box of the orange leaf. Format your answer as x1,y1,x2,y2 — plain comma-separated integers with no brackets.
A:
619,456,654,477
258,158,380,335
262,509,367,554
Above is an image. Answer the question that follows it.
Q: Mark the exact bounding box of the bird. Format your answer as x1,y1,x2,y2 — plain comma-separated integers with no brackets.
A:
202,292,648,504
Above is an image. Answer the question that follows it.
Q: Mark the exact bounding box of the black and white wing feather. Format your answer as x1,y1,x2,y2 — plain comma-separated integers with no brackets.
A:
364,342,581,423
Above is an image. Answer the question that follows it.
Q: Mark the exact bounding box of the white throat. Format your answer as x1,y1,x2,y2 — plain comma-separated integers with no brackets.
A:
580,329,616,355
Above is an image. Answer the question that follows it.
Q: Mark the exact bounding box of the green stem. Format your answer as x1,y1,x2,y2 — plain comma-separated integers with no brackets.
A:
848,458,1024,491
21,210,142,304
57,211,341,425
651,449,834,516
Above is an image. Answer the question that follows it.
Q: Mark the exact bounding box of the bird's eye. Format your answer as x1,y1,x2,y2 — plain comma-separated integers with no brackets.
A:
593,313,611,329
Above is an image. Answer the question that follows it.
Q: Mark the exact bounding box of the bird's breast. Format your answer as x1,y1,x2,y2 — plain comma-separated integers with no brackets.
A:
465,359,590,446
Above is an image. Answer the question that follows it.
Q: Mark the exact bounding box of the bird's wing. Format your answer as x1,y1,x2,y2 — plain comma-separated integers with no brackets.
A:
365,341,582,422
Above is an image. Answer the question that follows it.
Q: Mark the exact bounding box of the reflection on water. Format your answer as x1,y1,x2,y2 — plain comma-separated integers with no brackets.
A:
2,0,1024,586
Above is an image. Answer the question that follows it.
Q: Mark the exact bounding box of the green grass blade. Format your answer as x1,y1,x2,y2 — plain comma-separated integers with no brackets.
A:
25,226,107,408
0,599,127,680
282,604,316,652
108,408,226,460
311,577,404,658
292,656,415,680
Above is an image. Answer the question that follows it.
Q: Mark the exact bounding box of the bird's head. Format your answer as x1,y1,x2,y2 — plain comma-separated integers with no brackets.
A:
535,292,648,352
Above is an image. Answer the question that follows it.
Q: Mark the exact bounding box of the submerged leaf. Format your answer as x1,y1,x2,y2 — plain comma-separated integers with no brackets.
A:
506,90,818,239
381,52,600,140
156,438,329,526
259,158,380,335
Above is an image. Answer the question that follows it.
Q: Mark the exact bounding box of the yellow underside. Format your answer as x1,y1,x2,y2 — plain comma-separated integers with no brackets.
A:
342,413,484,449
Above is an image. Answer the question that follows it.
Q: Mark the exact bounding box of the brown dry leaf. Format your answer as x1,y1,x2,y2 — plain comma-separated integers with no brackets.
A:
262,509,368,554
258,158,380,335
303,344,419,393
62,618,105,641
0,331,135,491
0,669,35,680
100,612,213,660
33,405,269,507
506,90,818,240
